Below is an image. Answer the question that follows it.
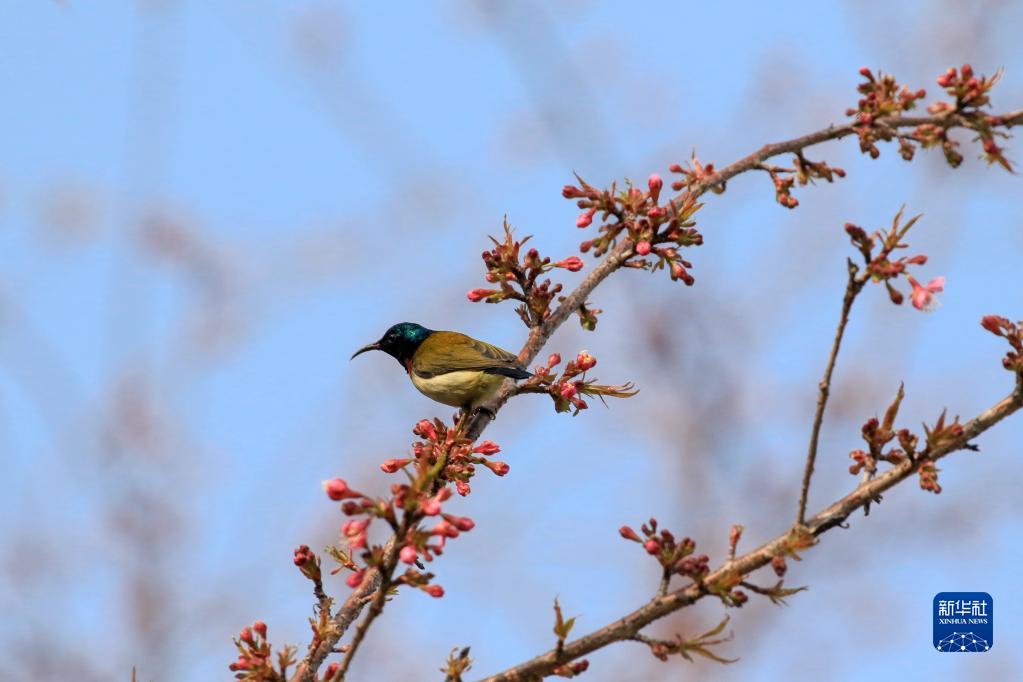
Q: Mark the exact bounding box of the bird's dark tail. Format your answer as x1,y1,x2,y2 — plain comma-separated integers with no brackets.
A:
487,366,532,380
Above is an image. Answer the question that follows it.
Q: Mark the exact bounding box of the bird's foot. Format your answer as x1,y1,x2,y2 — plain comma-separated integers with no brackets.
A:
471,405,497,421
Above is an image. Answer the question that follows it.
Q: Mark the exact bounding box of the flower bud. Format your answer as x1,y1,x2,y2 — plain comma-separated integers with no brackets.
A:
619,525,641,542
484,460,510,476
635,240,651,256
648,173,663,202
380,458,411,473
472,440,501,455
413,419,438,441
556,256,584,272
400,545,418,564
575,351,596,371
450,515,475,531
253,621,267,639
425,584,445,598
644,539,661,555
323,478,353,501
346,569,365,588
981,315,1008,336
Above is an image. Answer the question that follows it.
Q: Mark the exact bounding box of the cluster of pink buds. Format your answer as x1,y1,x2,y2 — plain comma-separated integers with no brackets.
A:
230,620,294,680
845,382,968,495
932,64,1001,111
468,219,585,328
847,67,926,159
925,65,1012,170
845,65,1014,170
319,418,507,599
563,171,703,286
981,315,1023,373
381,417,509,496
760,154,847,209
525,351,637,415
849,386,918,478
620,518,711,581
845,209,944,311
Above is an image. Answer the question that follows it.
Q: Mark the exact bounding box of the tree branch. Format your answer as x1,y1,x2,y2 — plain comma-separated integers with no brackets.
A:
477,375,1023,681
796,259,867,526
691,109,1023,196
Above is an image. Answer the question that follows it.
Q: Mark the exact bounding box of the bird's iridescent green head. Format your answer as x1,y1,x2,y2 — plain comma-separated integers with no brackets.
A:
351,322,433,367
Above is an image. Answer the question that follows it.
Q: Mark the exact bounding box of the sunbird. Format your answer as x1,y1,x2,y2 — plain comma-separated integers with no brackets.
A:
351,322,531,414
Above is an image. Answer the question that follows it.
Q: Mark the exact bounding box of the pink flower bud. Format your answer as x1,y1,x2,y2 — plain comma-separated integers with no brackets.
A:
346,569,365,588
342,518,370,538
455,480,471,496
648,173,663,202
859,66,872,78
324,663,341,679
431,520,460,538
485,460,510,476
448,515,475,531
400,545,418,564
981,315,1008,336
559,382,577,399
472,440,501,455
644,539,661,555
240,626,254,645
467,288,494,302
253,621,267,639
548,353,562,367
576,209,595,228
425,584,445,598
556,256,584,272
635,240,651,256
420,490,448,515
413,419,438,441
323,478,352,501
619,525,641,542
380,458,411,473
575,351,597,371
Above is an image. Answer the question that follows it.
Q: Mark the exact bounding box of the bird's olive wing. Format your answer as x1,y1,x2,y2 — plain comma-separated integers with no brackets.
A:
412,332,523,378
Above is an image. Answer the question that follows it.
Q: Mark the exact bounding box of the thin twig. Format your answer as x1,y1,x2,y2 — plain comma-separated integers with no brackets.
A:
796,259,867,526
475,375,1023,682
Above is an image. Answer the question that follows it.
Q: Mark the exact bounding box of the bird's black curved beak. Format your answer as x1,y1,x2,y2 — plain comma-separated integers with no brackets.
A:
351,342,381,360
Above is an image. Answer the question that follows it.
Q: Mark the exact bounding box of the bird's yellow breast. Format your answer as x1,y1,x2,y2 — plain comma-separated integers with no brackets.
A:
409,370,505,409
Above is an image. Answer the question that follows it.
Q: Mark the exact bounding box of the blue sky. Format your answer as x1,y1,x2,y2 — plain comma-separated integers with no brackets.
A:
2,2,1022,681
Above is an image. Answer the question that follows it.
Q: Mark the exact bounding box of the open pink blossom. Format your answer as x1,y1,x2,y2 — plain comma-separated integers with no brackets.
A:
907,275,944,311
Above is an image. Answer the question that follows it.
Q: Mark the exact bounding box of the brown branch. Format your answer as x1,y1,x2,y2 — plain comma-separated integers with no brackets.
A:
476,375,1023,681
691,109,1023,196
288,104,1023,682
326,516,410,681
796,259,867,526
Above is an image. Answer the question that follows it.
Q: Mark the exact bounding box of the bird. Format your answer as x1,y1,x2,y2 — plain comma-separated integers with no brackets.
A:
351,322,531,414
